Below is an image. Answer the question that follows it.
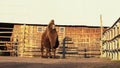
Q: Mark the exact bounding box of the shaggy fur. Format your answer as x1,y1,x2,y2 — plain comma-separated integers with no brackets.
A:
41,20,59,58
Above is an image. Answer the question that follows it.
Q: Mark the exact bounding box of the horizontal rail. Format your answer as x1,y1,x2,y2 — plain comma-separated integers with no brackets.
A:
0,32,12,33
61,42,73,44
0,50,14,52
0,27,13,30
0,36,11,38
0,45,6,46
0,41,19,43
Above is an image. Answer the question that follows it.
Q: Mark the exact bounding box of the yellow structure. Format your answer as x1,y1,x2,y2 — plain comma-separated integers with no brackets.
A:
12,24,65,57
0,22,108,57
102,17,120,60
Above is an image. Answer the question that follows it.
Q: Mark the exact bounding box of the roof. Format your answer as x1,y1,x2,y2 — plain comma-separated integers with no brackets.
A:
0,22,109,28
103,17,120,34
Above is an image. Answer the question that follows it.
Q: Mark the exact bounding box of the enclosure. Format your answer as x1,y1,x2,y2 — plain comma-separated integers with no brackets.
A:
0,23,108,58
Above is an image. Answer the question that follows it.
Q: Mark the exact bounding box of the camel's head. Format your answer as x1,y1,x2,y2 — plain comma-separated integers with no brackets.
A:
48,19,55,30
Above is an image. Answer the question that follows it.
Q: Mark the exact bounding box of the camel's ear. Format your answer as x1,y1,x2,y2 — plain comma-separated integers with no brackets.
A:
48,20,55,29
51,19,54,23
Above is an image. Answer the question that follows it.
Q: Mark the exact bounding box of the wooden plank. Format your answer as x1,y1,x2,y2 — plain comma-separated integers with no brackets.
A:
0,50,14,52
0,27,13,30
61,42,73,44
0,41,19,44
78,52,101,55
0,32,12,33
0,41,7,43
0,45,5,46
0,36,11,38
24,50,41,52
19,52,41,56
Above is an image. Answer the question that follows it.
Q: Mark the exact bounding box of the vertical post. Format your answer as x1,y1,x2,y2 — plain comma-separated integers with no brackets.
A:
118,39,120,60
21,24,26,57
100,15,103,57
62,38,66,59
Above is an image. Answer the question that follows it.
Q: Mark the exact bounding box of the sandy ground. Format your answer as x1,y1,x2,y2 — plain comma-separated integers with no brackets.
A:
0,56,120,68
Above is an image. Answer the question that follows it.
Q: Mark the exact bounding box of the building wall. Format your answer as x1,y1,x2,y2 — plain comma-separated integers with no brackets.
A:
12,24,107,57
65,26,107,57
102,17,120,60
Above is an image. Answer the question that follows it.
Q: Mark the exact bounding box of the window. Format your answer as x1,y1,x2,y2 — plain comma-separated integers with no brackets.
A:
37,26,43,32
59,27,65,33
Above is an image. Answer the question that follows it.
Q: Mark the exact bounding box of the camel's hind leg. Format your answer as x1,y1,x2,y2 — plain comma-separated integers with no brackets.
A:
53,49,56,58
45,48,49,57
46,48,52,58
41,44,44,57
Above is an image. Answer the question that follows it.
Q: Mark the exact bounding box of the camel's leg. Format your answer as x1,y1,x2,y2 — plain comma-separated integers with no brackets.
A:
46,49,49,57
48,49,52,58
53,49,56,58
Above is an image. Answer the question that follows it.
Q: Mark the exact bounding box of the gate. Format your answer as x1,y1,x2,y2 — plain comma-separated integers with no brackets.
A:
13,25,42,57
0,24,42,57
57,37,79,58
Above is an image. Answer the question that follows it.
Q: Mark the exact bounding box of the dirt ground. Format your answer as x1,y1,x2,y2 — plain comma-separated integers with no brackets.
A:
0,56,120,68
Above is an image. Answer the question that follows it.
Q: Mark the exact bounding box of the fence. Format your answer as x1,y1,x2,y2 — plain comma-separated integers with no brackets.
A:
0,24,102,58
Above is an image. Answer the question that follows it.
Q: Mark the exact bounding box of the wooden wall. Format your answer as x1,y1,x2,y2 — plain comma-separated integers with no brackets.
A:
65,26,105,57
12,24,107,57
102,18,120,60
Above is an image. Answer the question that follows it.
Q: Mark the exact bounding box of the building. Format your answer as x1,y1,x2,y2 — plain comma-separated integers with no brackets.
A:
102,17,120,60
0,23,108,57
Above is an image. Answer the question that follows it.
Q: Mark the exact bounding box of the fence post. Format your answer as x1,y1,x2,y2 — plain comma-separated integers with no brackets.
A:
62,38,66,59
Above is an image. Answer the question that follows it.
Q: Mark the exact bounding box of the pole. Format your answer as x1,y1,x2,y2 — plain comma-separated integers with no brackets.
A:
62,38,66,59
21,24,26,57
100,15,103,57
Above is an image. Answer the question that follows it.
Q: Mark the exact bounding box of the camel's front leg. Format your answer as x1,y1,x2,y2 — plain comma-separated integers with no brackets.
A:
53,49,56,58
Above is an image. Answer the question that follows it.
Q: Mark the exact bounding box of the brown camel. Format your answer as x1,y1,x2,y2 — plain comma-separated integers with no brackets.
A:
41,20,59,58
